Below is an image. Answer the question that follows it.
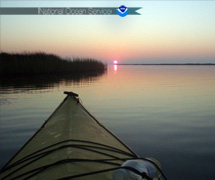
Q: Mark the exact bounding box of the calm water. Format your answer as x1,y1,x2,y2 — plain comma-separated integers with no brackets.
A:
0,65,215,180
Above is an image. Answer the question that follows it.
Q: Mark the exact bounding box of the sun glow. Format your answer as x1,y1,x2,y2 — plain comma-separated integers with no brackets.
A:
113,60,118,64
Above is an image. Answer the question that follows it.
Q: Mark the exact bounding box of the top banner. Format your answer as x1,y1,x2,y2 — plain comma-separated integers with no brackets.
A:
0,7,142,16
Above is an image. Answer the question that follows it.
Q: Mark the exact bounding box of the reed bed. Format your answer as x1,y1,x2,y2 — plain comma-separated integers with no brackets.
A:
0,52,106,75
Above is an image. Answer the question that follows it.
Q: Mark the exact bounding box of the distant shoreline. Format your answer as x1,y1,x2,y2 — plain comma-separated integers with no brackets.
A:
117,63,215,66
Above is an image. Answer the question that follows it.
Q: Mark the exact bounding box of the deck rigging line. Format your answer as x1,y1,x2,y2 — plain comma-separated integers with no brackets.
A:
0,92,168,180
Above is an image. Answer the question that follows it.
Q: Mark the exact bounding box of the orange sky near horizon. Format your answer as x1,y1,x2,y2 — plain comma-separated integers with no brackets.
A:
1,1,215,63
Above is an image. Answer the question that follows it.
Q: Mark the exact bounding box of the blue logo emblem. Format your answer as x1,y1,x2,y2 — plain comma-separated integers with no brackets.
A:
117,5,129,17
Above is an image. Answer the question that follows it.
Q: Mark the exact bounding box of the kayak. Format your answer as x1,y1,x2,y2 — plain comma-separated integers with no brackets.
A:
0,92,166,180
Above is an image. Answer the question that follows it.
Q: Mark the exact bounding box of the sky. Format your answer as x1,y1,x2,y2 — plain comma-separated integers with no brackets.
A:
1,1,215,64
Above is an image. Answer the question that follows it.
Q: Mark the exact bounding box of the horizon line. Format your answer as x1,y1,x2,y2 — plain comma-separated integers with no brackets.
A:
116,63,215,66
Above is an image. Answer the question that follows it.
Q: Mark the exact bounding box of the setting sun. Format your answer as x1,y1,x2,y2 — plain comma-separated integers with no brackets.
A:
113,60,118,64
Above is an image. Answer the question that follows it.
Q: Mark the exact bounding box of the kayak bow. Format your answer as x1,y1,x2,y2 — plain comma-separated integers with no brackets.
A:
0,92,139,180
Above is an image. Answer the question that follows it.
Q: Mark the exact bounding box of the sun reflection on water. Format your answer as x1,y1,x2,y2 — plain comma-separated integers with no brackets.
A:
114,64,118,72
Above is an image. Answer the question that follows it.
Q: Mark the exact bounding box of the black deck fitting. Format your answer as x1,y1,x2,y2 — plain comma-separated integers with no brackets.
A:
64,91,79,97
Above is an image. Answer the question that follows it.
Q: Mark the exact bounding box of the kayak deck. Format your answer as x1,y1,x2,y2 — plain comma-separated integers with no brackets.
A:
0,92,138,180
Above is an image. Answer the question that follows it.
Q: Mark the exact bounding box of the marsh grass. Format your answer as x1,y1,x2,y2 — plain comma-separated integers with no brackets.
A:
0,52,106,75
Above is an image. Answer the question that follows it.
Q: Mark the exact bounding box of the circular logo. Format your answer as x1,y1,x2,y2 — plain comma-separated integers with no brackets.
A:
117,5,129,17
